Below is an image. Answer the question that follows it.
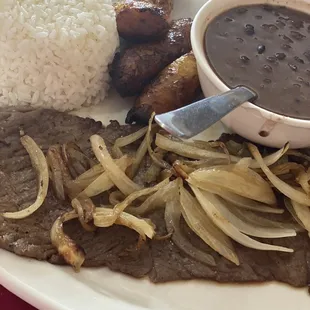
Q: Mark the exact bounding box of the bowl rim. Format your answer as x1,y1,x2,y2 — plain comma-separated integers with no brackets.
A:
191,0,310,129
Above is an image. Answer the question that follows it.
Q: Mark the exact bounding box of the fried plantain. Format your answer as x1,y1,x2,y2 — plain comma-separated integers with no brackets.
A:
114,0,173,42
126,52,201,124
110,18,192,97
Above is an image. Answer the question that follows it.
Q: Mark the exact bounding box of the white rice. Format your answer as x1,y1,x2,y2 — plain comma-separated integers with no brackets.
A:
0,0,119,111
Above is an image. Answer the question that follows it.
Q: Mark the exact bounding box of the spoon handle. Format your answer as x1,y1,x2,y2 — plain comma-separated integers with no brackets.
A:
155,86,256,139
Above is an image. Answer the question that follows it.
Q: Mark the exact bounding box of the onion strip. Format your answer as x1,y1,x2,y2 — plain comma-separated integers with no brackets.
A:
164,199,216,266
144,149,166,183
290,200,310,233
188,166,276,205
66,166,103,199
156,133,239,161
156,134,288,169
214,197,296,238
179,185,239,265
2,136,49,219
82,156,131,197
199,183,283,214
90,135,141,196
97,178,170,227
249,143,289,169
230,205,303,232
50,210,85,271
71,195,96,232
181,158,232,168
114,178,170,215
248,143,310,206
62,142,93,178
191,186,293,253
94,208,155,240
284,198,306,229
147,114,171,170
270,162,303,176
287,150,310,162
128,179,178,216
69,157,130,198
75,164,104,182
129,134,148,178
46,145,65,200
112,126,148,158
296,169,310,195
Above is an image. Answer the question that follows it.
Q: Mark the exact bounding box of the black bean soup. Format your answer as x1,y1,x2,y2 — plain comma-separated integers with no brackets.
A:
205,4,310,119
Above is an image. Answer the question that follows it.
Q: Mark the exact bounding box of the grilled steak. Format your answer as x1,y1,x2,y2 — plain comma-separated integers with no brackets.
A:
0,108,310,287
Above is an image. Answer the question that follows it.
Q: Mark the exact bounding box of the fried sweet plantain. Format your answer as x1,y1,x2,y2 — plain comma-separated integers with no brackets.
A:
114,0,173,42
126,52,200,124
110,18,192,97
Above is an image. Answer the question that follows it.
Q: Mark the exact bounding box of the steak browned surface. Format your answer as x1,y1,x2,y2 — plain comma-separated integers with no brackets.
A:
0,108,310,288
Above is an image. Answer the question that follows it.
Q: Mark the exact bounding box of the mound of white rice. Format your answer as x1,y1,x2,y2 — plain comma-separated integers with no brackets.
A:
0,0,119,111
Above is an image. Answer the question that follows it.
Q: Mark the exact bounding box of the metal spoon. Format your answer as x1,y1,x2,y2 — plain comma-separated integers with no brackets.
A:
155,86,256,139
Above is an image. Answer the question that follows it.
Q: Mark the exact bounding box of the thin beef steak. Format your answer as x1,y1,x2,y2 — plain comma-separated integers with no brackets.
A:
0,108,309,288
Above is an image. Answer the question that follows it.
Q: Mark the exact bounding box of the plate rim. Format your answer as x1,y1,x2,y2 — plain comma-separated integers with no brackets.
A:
1,1,310,309
0,257,66,310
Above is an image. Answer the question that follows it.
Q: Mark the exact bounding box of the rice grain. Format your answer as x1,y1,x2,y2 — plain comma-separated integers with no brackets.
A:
0,0,119,111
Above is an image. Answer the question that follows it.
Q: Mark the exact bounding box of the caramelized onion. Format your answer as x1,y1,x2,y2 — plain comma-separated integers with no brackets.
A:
189,140,228,150
2,136,49,219
51,210,85,271
147,114,171,170
284,197,306,229
46,146,74,199
62,142,93,178
199,183,283,214
214,197,296,238
164,198,216,266
248,143,310,206
249,143,289,169
235,157,253,170
144,149,166,183
90,135,141,196
172,160,195,175
188,165,276,205
94,207,155,240
231,205,303,232
179,185,239,265
296,169,310,195
270,162,304,176
287,150,310,162
73,164,104,186
181,158,233,168
191,186,293,253
156,134,239,162
98,178,170,227
46,145,65,200
128,179,178,216
290,199,310,233
156,135,288,169
13,124,310,272
82,156,131,197
71,195,96,232
129,134,148,178
112,126,148,158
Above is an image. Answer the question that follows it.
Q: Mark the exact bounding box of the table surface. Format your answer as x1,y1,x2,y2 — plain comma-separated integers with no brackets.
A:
0,285,36,310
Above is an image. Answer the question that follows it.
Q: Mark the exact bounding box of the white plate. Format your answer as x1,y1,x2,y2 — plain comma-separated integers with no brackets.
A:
0,1,309,309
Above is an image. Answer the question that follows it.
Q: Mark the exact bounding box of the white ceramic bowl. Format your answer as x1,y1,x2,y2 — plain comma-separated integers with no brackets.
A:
191,0,310,148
